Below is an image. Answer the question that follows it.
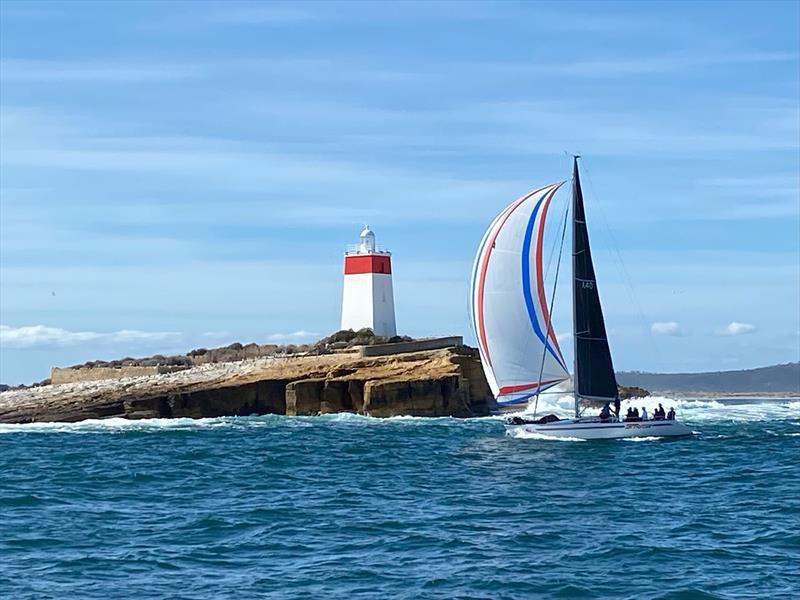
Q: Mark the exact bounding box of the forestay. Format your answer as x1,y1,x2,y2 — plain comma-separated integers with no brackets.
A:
470,182,570,408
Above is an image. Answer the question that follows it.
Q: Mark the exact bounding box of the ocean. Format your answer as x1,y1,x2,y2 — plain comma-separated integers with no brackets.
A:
1,396,798,599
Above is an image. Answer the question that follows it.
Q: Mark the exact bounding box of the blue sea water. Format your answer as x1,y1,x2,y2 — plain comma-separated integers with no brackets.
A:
1,397,798,600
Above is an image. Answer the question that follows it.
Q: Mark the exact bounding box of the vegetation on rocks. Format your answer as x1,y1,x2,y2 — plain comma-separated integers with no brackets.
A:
61,329,415,372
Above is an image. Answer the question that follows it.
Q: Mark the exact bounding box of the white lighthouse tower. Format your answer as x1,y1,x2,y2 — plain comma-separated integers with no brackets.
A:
340,226,397,337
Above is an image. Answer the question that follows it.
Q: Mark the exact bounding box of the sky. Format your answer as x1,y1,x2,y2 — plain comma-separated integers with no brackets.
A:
1,0,798,384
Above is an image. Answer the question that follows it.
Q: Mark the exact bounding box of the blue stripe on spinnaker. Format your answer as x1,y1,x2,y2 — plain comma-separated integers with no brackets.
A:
521,188,569,373
497,393,537,406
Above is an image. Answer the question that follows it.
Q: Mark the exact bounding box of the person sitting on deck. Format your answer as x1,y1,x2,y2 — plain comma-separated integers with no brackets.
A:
667,407,676,420
599,403,611,421
626,407,635,421
654,404,666,420
632,407,640,420
640,406,649,421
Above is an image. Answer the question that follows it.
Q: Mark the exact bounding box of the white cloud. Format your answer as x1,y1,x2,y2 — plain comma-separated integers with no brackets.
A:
266,330,320,342
0,325,180,348
520,51,797,78
651,322,683,336
717,322,757,336
0,59,204,83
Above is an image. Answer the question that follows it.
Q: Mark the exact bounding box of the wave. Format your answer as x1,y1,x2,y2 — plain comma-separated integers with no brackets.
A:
0,416,242,434
0,411,496,434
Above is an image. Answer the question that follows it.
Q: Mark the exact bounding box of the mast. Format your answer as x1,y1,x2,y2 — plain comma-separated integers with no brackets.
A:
571,157,618,418
572,157,581,418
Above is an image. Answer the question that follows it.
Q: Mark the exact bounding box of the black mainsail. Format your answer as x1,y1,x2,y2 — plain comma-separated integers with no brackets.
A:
571,157,617,414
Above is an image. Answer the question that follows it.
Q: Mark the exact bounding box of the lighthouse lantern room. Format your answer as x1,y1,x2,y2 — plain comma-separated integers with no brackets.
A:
340,226,397,337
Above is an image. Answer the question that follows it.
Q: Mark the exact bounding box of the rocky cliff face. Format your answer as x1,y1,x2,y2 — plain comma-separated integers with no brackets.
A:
0,347,494,424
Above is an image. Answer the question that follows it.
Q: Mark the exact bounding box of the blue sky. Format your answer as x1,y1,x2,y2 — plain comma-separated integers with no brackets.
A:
1,0,798,384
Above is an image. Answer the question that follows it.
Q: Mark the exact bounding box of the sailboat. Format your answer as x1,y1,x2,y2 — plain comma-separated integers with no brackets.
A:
470,157,692,440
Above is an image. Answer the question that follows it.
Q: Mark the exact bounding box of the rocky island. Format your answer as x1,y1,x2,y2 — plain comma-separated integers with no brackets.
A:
0,332,496,423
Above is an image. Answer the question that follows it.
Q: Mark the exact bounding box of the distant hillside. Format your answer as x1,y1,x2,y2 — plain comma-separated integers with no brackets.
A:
617,362,800,393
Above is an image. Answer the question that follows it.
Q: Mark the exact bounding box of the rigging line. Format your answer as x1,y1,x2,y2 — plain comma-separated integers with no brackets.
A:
579,158,667,372
533,196,570,418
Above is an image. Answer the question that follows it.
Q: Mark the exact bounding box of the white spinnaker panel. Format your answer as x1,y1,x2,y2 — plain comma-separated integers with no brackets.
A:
470,182,569,407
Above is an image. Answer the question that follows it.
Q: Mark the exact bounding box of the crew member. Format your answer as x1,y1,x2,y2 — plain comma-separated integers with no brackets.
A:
640,406,649,421
667,407,676,420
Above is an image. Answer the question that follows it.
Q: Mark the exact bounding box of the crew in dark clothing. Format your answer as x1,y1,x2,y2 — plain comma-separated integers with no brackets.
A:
599,403,611,421
626,407,635,421
613,397,621,418
633,407,640,419
667,407,676,420
655,404,666,420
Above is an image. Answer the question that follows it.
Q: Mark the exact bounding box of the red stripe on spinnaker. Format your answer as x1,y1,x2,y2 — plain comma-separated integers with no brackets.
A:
498,378,565,395
534,183,566,366
476,184,553,367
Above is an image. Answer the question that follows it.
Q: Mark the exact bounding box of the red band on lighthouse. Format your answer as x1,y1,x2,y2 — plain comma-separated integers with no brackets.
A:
344,255,392,275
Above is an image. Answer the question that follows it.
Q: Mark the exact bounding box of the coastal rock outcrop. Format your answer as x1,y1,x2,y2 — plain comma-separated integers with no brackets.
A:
0,347,494,424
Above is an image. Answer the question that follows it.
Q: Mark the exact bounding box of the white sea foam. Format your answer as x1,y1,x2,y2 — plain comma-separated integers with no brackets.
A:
0,412,468,433
0,416,242,434
506,428,586,442
621,436,664,442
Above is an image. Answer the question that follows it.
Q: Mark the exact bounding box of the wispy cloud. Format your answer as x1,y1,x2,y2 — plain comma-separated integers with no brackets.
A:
0,325,180,348
192,4,323,26
651,322,683,336
506,51,798,78
0,59,205,83
693,174,800,219
717,322,757,336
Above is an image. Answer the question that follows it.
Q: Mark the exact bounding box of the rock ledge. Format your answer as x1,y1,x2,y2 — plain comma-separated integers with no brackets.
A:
0,347,494,424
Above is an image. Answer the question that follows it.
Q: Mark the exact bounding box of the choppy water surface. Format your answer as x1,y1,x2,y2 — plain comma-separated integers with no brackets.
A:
1,397,798,599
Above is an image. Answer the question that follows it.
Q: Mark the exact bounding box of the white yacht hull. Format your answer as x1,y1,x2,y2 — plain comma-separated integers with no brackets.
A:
506,418,693,440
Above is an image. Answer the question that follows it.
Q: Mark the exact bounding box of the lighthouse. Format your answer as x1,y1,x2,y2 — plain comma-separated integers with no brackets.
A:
340,226,397,337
